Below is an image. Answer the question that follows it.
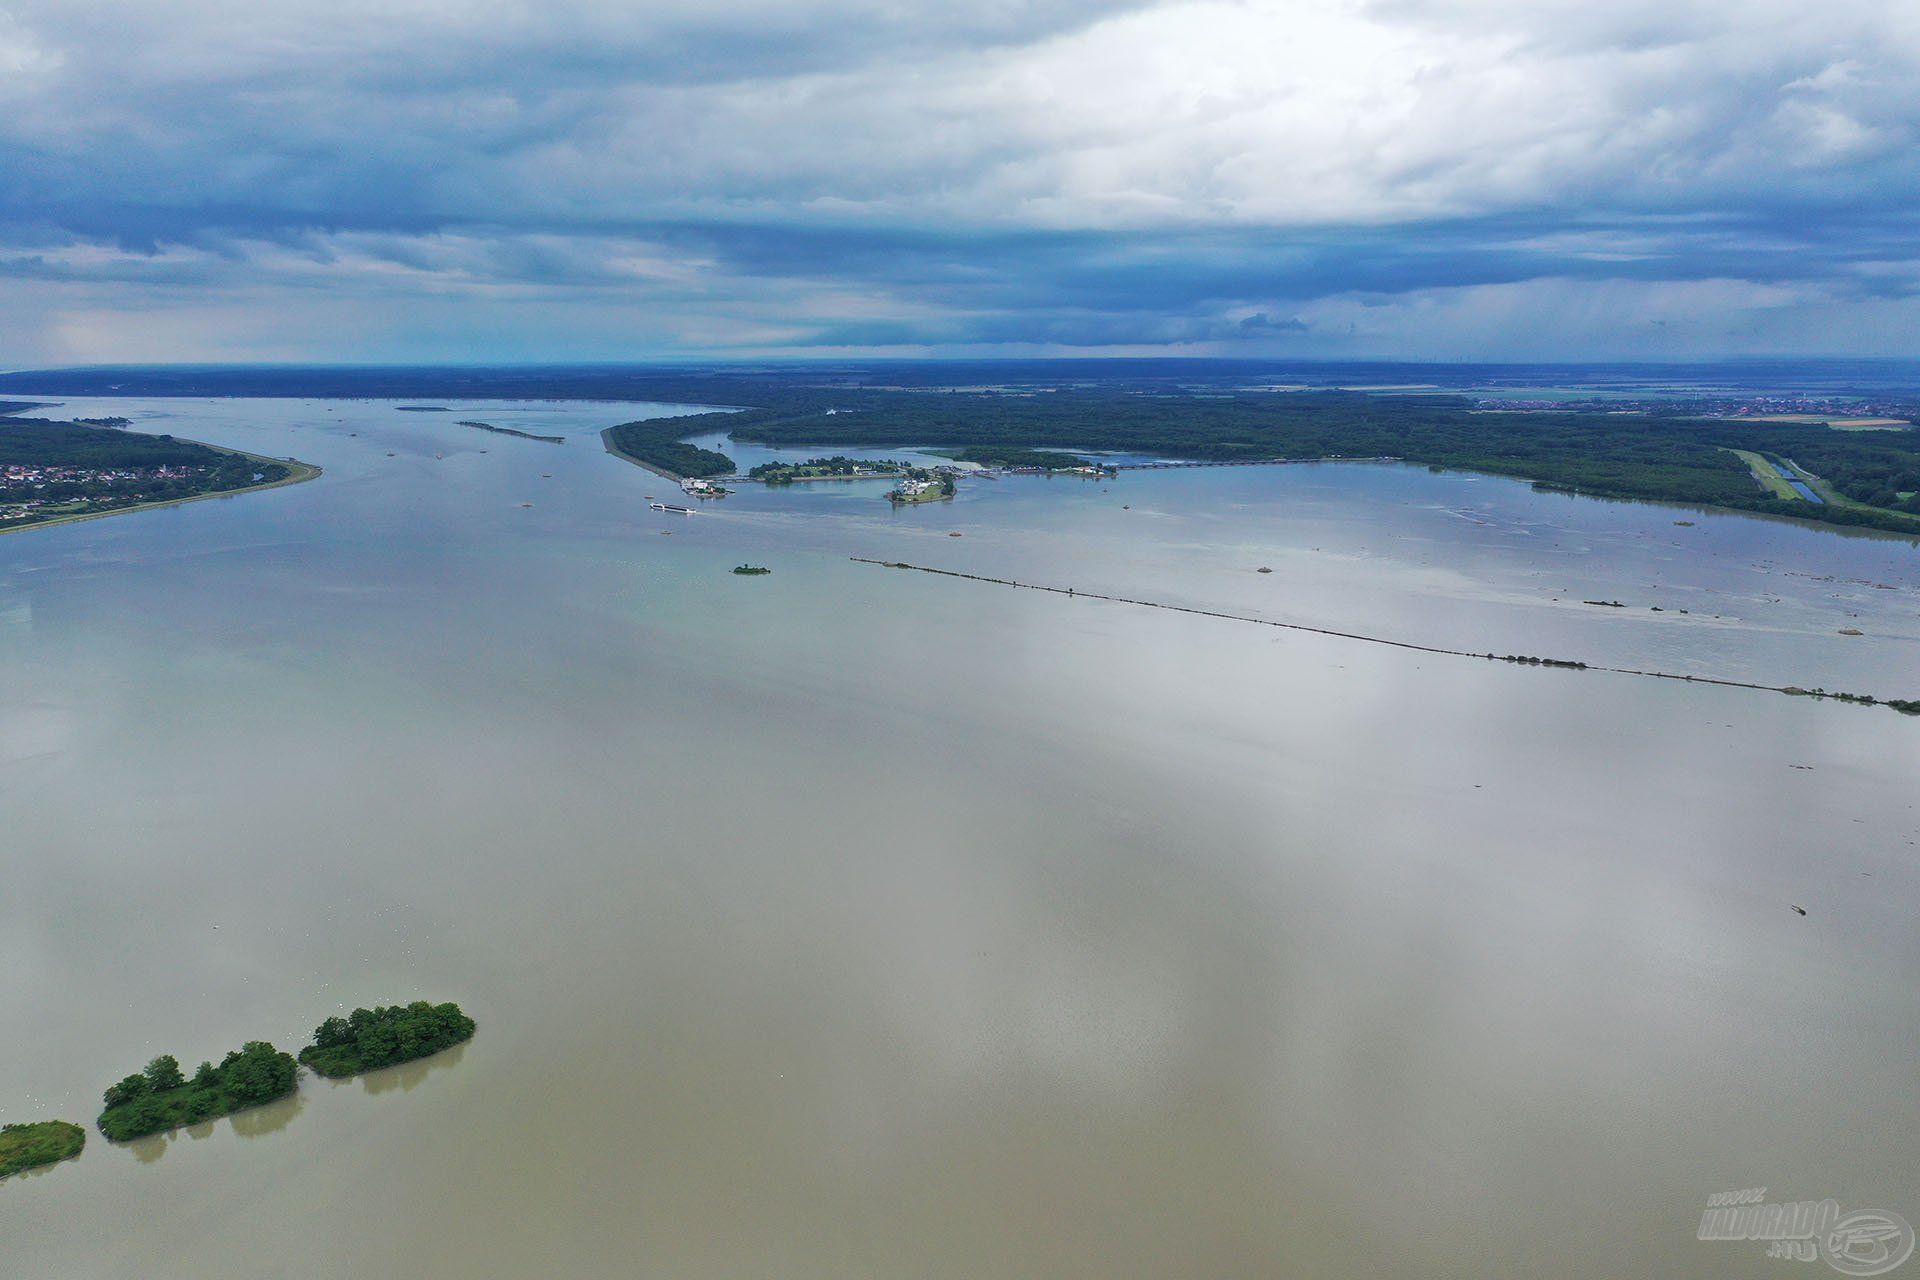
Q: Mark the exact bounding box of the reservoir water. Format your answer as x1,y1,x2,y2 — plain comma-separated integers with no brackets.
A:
1765,455,1826,504
2,397,1918,1278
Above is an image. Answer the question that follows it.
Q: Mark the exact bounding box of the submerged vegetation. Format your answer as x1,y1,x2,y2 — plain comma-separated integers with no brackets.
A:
98,1044,298,1141
0,1120,85,1179
300,1002,476,1078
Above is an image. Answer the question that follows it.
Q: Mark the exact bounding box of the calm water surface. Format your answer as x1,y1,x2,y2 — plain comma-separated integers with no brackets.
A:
2,398,1918,1278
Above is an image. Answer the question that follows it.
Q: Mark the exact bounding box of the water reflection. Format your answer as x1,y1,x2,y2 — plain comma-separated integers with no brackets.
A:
2,1155,78,1183
360,1043,466,1095
115,1093,307,1162
229,1092,304,1138
126,1134,168,1164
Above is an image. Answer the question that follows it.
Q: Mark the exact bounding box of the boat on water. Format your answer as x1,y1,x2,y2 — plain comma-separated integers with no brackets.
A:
651,502,697,514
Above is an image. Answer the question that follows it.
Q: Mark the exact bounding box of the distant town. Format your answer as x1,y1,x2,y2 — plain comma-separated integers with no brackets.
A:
0,416,316,532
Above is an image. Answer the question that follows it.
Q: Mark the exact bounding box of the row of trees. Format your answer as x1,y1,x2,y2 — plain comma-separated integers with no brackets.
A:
18,367,1909,531
98,1043,298,1141
301,1001,476,1077
748,455,899,483
603,420,734,478
94,1000,473,1140
710,390,1920,533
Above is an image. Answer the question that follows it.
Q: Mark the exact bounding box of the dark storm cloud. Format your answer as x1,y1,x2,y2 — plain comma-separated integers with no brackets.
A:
1,0,1917,361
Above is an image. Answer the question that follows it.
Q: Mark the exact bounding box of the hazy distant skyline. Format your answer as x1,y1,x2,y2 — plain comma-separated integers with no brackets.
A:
3,0,1917,365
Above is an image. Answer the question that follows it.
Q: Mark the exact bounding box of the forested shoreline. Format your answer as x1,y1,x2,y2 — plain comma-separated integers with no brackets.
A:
2,418,312,532
5,370,1918,533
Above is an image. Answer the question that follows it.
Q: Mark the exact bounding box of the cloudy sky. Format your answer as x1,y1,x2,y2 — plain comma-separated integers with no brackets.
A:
2,0,1917,364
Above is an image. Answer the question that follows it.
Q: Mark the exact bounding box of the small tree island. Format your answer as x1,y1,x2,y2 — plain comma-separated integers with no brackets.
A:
749,455,905,484
98,1043,298,1141
0,1120,86,1179
300,1001,476,1078
887,466,957,504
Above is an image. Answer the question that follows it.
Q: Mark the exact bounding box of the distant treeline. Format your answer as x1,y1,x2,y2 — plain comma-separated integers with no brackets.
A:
540,387,1915,533
8,368,1918,533
1,418,248,471
685,389,1920,533
952,446,1093,470
8,359,1918,402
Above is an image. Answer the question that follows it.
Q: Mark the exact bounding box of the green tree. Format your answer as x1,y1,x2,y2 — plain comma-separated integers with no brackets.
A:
312,1017,352,1050
144,1054,185,1092
218,1042,296,1105
102,1074,150,1109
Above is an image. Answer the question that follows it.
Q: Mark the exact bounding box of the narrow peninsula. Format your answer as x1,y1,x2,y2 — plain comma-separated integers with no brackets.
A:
602,420,734,481
3,417,319,535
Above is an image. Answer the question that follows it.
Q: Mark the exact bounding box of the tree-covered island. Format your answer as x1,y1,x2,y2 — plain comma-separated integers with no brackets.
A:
0,1120,86,1179
749,455,905,483
97,1043,298,1141
299,1001,476,1077
887,466,957,504
2,417,318,534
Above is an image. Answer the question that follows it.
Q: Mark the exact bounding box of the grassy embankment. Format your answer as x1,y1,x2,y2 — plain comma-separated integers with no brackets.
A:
0,1121,85,1179
1726,449,1802,500
1775,455,1920,522
1720,447,1920,529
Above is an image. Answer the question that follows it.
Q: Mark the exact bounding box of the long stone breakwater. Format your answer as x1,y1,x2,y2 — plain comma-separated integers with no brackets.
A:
850,557,1920,717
